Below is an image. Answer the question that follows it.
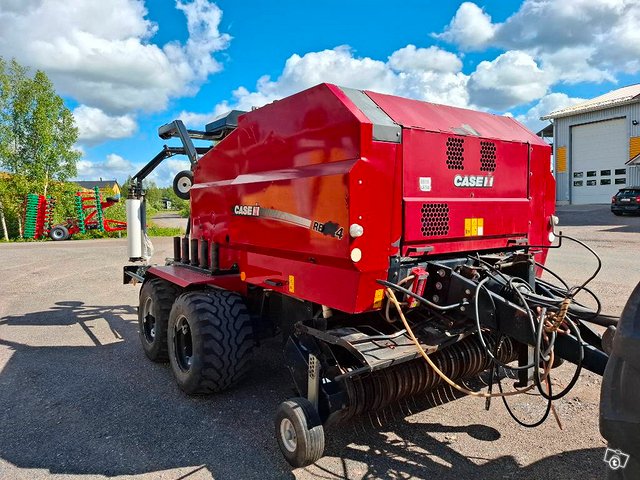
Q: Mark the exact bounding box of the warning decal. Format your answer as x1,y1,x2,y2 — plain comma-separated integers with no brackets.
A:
373,289,385,309
464,218,484,237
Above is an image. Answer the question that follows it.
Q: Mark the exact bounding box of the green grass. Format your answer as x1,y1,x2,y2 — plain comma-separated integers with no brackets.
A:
68,222,181,240
1,215,182,242
146,224,182,237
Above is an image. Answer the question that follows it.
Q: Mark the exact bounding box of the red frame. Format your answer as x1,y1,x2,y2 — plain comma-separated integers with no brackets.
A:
66,192,127,235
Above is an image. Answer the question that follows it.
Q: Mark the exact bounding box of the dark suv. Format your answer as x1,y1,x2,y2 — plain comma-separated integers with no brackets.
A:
611,187,640,216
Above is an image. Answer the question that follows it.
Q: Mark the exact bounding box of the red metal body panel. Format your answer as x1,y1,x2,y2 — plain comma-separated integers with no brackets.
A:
365,91,550,145
147,265,246,293
186,83,555,314
366,90,555,263
400,129,531,255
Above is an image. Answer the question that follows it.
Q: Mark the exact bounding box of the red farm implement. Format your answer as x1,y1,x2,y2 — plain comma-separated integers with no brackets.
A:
23,186,126,240
22,193,55,240
119,83,635,471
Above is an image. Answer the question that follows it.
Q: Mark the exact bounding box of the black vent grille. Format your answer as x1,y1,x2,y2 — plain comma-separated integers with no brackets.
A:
446,137,465,170
421,203,450,237
480,141,497,172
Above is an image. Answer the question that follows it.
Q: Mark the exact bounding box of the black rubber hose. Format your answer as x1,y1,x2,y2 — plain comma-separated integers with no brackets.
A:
474,277,537,371
495,333,553,428
498,368,553,428
534,317,584,401
556,233,602,298
376,279,467,311
535,261,570,290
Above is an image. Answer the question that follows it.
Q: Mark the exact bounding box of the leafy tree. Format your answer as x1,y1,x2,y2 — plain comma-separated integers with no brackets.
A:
0,173,29,240
28,70,80,195
0,62,80,193
143,180,163,209
0,57,80,239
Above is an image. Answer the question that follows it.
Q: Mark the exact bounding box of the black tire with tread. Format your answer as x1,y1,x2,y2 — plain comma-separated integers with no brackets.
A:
49,225,69,241
168,290,253,394
138,278,179,362
275,397,325,468
173,170,193,200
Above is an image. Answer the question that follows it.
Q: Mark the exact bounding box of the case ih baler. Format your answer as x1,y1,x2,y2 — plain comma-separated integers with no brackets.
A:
123,84,615,468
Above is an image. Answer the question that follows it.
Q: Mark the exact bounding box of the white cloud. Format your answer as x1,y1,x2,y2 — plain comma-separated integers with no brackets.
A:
76,153,190,186
434,2,496,50
495,0,625,51
73,106,137,145
388,45,462,73
538,47,615,84
516,92,586,133
76,153,135,179
468,51,552,110
146,158,191,186
0,0,230,114
592,3,640,74
181,45,470,123
105,153,135,172
436,0,640,83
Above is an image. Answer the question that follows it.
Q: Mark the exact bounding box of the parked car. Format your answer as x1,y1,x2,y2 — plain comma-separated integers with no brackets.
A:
611,187,640,216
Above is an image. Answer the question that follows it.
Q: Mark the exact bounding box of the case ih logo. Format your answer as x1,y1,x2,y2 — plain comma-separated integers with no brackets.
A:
233,205,260,216
453,175,495,188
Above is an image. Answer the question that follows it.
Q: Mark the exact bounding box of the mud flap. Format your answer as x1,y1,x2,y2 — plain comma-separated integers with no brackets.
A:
600,281,640,479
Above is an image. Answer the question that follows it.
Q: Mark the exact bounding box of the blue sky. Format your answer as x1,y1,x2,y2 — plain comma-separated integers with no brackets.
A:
2,0,639,185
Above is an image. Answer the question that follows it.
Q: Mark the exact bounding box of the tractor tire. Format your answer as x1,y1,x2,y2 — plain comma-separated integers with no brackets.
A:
49,225,69,241
138,278,180,362
275,397,325,468
167,289,253,394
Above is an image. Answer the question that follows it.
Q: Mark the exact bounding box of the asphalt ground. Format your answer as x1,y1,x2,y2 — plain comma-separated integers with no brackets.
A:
0,205,638,479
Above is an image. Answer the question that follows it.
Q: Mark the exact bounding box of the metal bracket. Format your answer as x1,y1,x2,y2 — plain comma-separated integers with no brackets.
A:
514,344,534,387
307,353,320,409
129,145,211,197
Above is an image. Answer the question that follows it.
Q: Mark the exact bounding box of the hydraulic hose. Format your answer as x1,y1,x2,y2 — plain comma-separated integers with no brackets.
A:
384,288,551,398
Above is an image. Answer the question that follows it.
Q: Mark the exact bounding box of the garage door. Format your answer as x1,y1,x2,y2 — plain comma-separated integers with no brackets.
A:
571,118,628,204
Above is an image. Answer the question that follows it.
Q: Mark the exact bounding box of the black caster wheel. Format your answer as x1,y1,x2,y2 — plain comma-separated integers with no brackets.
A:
173,170,193,200
275,397,325,467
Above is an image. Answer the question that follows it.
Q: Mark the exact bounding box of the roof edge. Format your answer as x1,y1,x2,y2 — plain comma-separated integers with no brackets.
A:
541,96,640,121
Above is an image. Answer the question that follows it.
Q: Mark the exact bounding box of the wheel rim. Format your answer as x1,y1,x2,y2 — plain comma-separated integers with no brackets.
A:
280,418,297,453
52,229,63,240
174,315,193,371
142,296,156,343
177,177,192,194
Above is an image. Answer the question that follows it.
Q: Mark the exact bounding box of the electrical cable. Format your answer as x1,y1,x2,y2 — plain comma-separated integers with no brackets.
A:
478,257,588,402
535,261,570,290
473,277,537,371
384,275,414,323
377,279,467,311
555,233,602,298
498,366,553,428
534,317,584,401
384,288,551,398
478,260,586,401
497,314,554,428
379,229,600,425
477,252,603,323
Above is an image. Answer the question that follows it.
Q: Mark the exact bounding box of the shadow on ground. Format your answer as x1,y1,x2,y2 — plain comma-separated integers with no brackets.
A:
0,303,607,479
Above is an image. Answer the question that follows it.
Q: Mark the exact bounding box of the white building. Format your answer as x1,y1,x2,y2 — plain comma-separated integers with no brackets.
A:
541,85,640,205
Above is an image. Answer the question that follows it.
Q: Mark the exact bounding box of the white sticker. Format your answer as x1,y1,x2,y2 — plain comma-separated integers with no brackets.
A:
419,177,432,192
